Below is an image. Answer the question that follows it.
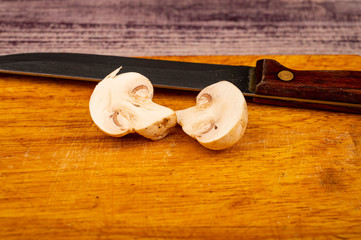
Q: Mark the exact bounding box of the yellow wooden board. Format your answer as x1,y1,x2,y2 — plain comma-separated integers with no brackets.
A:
1,55,361,239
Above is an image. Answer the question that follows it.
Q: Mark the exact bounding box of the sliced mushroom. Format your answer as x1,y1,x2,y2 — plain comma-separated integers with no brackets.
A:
89,68,176,140
176,81,248,150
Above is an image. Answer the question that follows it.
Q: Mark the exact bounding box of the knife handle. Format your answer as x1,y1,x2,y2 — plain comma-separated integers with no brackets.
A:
251,59,361,113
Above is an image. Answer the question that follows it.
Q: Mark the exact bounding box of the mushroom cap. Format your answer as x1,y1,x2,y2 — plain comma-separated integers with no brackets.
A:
89,69,176,140
176,81,248,150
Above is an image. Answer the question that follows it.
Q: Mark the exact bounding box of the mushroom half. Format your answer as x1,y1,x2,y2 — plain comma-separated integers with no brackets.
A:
89,68,176,140
176,81,248,150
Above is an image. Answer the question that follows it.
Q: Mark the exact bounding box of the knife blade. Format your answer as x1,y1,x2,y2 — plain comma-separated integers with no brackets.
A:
0,52,252,93
0,53,360,113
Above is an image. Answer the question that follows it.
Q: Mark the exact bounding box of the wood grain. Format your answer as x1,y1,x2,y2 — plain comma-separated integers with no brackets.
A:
0,55,361,239
0,0,360,56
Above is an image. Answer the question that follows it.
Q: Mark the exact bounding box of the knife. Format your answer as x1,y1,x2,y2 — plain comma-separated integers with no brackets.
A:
0,53,360,113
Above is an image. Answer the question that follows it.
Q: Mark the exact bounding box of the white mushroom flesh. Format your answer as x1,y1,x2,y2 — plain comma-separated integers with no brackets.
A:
89,69,176,140
176,81,248,150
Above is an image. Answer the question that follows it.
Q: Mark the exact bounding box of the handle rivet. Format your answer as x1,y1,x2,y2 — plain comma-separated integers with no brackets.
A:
278,70,294,81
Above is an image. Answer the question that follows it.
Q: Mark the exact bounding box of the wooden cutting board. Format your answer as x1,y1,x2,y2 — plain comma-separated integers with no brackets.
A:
1,55,361,239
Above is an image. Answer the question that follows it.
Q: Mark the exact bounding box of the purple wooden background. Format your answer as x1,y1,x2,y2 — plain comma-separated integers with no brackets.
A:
0,0,360,56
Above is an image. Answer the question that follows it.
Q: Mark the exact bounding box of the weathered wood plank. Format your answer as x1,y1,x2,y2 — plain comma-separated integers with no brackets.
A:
0,0,360,56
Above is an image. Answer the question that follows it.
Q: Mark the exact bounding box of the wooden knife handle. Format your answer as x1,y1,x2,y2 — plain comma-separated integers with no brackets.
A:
251,59,361,113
